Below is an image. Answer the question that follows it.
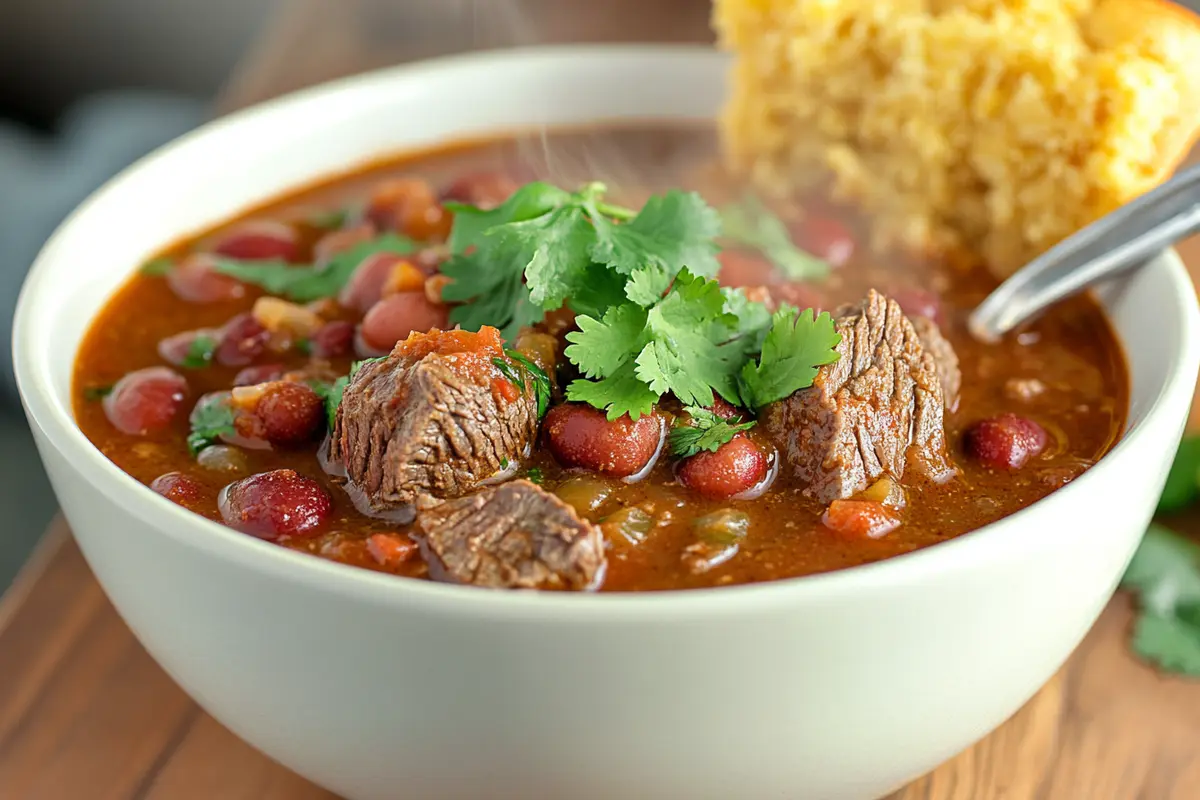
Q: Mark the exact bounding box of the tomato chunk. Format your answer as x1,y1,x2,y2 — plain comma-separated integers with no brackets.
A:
219,469,332,541
544,403,663,479
366,533,419,569
103,367,188,435
822,500,900,539
964,413,1049,470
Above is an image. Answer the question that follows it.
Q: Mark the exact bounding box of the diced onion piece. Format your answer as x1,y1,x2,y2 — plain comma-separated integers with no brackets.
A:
601,506,654,547
693,509,751,545
252,296,324,339
230,383,269,412
424,274,452,306
858,476,906,510
554,476,614,517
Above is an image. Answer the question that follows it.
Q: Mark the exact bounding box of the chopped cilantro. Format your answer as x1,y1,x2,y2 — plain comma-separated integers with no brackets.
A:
1159,436,1200,513
212,232,421,302
719,194,830,281
350,357,384,378
180,334,217,370
295,338,313,355
82,385,113,401
139,257,173,277
738,306,842,409
526,467,544,485
500,458,510,469
307,203,362,230
187,393,236,456
668,408,757,459
491,352,552,419
311,377,348,429
439,182,717,341
1121,524,1200,676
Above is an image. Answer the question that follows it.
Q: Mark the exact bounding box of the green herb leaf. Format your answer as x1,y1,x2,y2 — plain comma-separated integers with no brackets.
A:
187,393,237,456
590,189,722,279
668,407,757,459
140,257,173,277
526,467,545,485
307,203,362,230
738,306,842,409
720,194,830,282
212,232,421,302
565,361,659,421
311,377,348,429
1159,436,1200,514
180,334,217,370
1120,524,1200,676
350,357,385,378
295,338,313,355
82,385,113,401
505,350,552,419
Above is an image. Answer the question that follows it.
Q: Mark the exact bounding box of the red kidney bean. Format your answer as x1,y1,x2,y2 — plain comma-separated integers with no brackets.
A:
717,250,775,288
440,171,520,208
360,292,449,352
822,499,900,539
544,403,663,478
212,221,302,263
705,396,741,420
103,367,188,435
677,436,769,500
313,223,377,265
311,320,356,358
150,471,205,508
219,469,332,541
254,382,326,447
892,287,943,326
166,255,246,303
215,313,270,367
964,413,1049,470
233,363,286,387
157,329,218,367
338,252,405,314
795,215,855,268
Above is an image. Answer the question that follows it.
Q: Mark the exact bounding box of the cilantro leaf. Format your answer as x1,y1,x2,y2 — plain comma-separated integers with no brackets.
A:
180,335,217,370
310,377,348,429
1159,436,1200,514
668,407,757,458
1120,524,1200,676
738,306,842,409
526,467,545,485
1130,612,1200,676
307,203,362,230
516,207,599,312
442,250,543,342
625,264,672,307
634,270,742,407
446,181,571,253
590,189,722,279
140,257,173,277
212,232,421,302
187,393,237,456
720,194,830,281
565,304,649,379
566,361,659,421
505,351,552,419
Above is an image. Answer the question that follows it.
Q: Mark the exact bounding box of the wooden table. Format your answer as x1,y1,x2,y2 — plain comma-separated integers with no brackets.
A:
3,2,1200,797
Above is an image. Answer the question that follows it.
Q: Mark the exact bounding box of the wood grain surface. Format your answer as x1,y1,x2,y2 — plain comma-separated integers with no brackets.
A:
1,1,1199,798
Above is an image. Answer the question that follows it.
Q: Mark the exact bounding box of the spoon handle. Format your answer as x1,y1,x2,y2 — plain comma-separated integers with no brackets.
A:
968,162,1200,342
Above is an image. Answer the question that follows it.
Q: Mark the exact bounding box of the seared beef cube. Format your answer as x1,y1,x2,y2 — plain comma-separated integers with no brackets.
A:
329,328,538,511
416,480,606,590
910,315,960,411
761,290,958,504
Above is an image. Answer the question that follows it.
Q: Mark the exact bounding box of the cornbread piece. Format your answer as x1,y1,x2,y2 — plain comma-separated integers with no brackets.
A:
714,0,1200,276
760,291,958,504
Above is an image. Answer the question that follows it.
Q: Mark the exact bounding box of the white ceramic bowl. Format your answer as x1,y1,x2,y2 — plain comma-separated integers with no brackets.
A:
13,46,1200,800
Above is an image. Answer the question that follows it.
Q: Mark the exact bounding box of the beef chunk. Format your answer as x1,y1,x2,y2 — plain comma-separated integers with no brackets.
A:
328,329,538,512
416,480,606,590
910,315,961,411
760,290,958,504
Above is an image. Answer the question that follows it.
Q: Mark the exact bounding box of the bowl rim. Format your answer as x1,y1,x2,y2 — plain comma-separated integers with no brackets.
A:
13,44,1200,619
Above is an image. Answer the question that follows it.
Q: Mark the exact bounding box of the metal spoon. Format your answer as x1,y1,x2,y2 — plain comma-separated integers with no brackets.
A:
968,162,1200,343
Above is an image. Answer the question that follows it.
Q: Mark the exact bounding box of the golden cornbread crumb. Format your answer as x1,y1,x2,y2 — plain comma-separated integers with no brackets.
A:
713,0,1200,275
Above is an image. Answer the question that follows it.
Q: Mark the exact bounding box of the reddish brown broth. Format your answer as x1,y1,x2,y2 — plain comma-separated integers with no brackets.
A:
72,127,1129,591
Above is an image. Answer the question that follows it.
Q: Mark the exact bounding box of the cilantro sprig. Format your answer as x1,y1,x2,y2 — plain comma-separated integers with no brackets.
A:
440,182,721,341
180,335,217,370
492,351,552,419
738,306,843,409
719,194,830,282
668,408,757,459
212,232,422,302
